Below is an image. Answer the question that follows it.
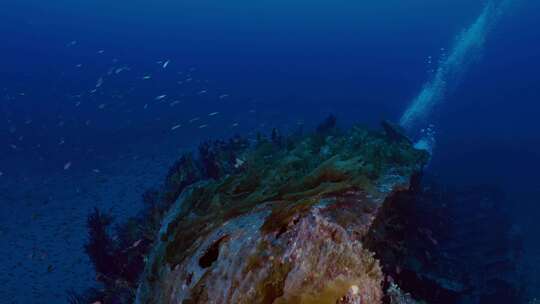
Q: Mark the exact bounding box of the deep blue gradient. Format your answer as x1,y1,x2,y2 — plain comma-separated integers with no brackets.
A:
1,0,539,302
1,0,489,172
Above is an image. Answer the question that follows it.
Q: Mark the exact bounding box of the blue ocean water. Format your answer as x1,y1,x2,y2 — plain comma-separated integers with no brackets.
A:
1,0,539,303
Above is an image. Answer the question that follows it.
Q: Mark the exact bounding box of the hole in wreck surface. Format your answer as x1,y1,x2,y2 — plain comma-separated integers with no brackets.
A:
198,235,229,268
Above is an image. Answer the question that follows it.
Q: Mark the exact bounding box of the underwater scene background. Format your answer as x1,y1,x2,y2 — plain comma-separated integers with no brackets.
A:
1,0,539,303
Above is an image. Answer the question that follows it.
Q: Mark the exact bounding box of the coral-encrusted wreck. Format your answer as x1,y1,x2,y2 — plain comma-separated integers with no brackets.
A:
134,123,429,304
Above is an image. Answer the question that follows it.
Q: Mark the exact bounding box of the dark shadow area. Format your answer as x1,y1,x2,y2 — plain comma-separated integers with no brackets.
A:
366,175,526,304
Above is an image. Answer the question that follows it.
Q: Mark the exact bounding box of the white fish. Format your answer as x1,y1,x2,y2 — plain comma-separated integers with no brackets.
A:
162,60,170,68
92,169,100,173
97,50,105,54
76,64,82,68
169,100,181,107
208,112,219,116
131,239,142,248
171,124,181,131
9,144,17,150
219,94,229,99
234,158,245,168
231,123,239,127
96,77,103,88
198,90,207,95
143,104,148,109
115,67,129,74
59,139,65,145
198,124,208,129
98,104,106,109
142,75,151,80
189,117,200,123
63,162,72,170
155,94,167,100
0,171,3,177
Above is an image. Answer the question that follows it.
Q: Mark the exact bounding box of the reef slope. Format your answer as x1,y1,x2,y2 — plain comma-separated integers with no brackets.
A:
135,124,428,304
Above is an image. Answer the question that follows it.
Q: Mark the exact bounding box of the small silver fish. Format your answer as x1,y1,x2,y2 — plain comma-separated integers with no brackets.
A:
131,239,142,248
96,77,103,88
234,158,245,168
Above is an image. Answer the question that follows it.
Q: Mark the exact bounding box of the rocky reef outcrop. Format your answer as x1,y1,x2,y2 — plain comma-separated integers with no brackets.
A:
73,118,527,304
133,123,428,304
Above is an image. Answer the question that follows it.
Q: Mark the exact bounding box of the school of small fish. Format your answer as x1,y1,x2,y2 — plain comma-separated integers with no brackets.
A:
0,43,279,176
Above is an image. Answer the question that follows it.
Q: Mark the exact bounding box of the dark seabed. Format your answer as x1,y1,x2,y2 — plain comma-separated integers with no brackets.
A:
0,0,539,303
